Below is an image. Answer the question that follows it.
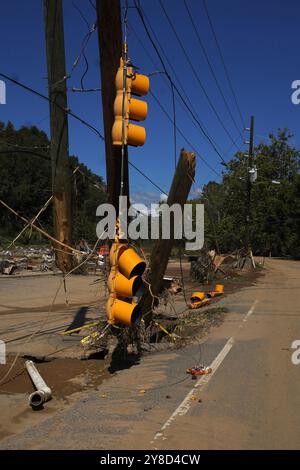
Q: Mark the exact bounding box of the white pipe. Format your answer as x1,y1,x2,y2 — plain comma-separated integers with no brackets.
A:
25,360,52,408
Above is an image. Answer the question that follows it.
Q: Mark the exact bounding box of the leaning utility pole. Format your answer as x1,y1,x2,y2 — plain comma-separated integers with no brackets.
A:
245,115,254,254
142,150,196,325
44,0,73,272
96,0,129,214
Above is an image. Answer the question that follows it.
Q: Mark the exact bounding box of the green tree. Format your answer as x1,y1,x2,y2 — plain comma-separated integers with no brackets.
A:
192,129,300,257
0,121,107,245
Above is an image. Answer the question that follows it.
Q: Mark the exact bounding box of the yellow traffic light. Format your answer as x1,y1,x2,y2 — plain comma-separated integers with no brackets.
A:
106,242,146,326
207,284,224,298
112,58,150,147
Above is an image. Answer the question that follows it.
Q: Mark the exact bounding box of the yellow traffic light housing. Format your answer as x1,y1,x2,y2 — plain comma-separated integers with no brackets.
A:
207,284,224,298
112,58,150,147
106,242,146,326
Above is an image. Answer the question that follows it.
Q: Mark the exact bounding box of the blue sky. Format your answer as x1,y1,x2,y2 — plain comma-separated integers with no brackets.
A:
0,0,299,206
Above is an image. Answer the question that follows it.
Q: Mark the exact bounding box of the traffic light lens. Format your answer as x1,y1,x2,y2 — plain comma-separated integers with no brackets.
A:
118,247,146,278
131,304,142,324
130,260,146,277
132,276,143,296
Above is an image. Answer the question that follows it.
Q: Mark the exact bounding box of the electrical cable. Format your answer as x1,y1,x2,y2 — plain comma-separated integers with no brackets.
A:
0,230,107,385
183,0,244,140
127,19,224,176
0,73,168,203
132,1,229,168
127,18,223,156
128,19,220,157
158,0,240,149
128,160,168,196
0,73,105,141
202,0,246,128
149,89,221,177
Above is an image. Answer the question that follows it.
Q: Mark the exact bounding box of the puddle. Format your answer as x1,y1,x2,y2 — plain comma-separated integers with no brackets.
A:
0,355,109,442
0,356,109,397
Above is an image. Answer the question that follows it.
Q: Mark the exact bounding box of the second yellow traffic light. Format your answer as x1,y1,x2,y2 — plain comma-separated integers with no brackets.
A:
106,243,146,326
112,58,150,147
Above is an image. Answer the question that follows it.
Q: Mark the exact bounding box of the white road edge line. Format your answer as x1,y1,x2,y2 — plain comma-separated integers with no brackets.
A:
151,298,258,444
243,299,258,322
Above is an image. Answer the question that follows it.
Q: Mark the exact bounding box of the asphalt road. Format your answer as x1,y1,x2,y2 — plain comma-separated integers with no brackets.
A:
0,258,299,449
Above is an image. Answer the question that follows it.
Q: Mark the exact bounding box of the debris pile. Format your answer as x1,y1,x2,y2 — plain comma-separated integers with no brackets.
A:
186,365,212,376
189,249,253,283
0,246,56,275
0,241,109,275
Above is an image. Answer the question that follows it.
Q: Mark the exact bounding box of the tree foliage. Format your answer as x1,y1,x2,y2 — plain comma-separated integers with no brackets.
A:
0,121,107,245
193,130,300,257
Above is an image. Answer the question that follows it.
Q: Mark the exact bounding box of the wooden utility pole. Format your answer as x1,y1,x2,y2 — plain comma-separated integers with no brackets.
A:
44,0,73,272
96,0,129,215
245,115,254,254
142,150,196,324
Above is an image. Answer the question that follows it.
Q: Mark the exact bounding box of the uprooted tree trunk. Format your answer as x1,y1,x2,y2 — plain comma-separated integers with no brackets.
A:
141,149,196,327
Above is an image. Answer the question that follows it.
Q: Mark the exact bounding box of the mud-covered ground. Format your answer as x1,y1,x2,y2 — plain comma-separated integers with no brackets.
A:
0,258,263,442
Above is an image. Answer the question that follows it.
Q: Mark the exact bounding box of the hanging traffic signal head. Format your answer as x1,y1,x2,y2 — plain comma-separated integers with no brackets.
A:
112,58,150,147
106,242,146,326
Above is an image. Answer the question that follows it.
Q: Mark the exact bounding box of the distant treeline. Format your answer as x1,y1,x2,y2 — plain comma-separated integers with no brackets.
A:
192,129,300,258
0,122,299,258
0,121,107,246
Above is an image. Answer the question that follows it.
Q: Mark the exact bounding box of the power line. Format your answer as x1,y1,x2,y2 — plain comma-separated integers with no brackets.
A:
202,0,246,128
149,89,221,177
0,72,104,141
132,1,228,168
71,3,97,90
0,149,50,162
158,0,240,149
128,19,222,157
0,141,50,151
0,72,167,197
88,0,96,10
183,0,244,140
129,14,222,175
128,160,168,196
127,19,221,154
127,19,224,175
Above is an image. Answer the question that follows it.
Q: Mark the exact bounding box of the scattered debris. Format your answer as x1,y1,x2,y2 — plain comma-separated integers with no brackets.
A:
189,284,224,309
153,321,178,341
190,291,210,309
189,249,255,284
162,276,182,295
206,283,224,298
0,242,107,275
0,245,56,274
186,365,212,376
189,251,215,283
0,261,17,275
